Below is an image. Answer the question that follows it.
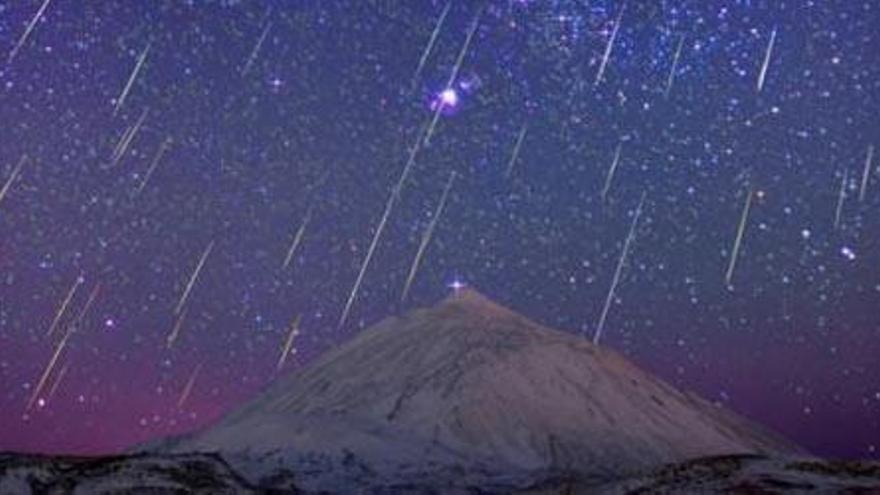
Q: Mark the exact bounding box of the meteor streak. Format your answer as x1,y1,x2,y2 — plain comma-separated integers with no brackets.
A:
46,361,70,403
665,35,685,97
114,42,151,116
595,3,626,86
601,143,623,203
593,193,646,345
282,206,313,270
166,308,187,349
27,325,73,411
177,361,204,408
834,169,848,230
69,283,101,332
725,189,754,286
859,145,874,202
37,282,100,410
46,275,83,337
424,10,481,146
242,22,272,76
277,314,301,371
137,136,172,195
174,241,215,315
111,108,148,167
401,171,456,302
412,2,451,88
338,129,422,329
0,155,28,206
7,0,52,65
757,27,777,92
505,124,528,178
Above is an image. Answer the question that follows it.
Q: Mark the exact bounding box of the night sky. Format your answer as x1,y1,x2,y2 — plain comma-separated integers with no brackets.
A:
0,0,878,460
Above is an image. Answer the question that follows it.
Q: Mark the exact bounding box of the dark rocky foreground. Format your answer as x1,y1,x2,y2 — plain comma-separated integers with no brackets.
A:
582,454,880,494
2,452,880,494
0,452,267,494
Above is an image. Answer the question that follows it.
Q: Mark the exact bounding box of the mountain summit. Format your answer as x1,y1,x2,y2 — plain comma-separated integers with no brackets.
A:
154,289,802,489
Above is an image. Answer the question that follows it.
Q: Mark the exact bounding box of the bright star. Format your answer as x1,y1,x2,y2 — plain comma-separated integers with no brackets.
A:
431,88,461,114
439,88,458,106
447,278,466,291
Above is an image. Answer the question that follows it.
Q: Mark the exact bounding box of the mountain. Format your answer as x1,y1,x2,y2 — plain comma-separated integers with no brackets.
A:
147,288,804,491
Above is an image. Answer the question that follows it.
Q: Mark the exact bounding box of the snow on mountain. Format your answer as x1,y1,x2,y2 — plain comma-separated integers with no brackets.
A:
150,288,803,490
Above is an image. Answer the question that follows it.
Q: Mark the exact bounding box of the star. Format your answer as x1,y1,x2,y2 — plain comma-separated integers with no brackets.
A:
432,87,459,112
447,278,466,292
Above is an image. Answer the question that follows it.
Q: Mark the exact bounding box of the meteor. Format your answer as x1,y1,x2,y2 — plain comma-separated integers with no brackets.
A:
595,3,626,86
601,143,623,203
412,2,452,88
424,10,482,146
757,27,777,92
46,275,83,337
69,282,101,331
338,129,421,329
177,361,204,408
282,206,313,270
277,314,301,371
7,0,52,65
664,35,685,97
859,145,874,202
401,171,456,302
834,169,848,230
174,241,215,315
27,325,73,411
593,193,646,345
114,42,151,116
111,108,148,167
0,155,28,206
505,124,528,178
242,22,272,76
166,308,187,349
137,136,172,195
725,189,754,286
45,361,70,403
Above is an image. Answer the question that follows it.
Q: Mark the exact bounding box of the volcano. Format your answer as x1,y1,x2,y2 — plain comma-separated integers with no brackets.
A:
148,288,803,491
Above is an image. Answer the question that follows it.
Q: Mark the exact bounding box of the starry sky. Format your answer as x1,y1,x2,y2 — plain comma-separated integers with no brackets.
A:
0,0,878,460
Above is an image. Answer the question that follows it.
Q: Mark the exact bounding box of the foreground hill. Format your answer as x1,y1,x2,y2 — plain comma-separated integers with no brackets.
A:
3,452,879,494
0,452,262,494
